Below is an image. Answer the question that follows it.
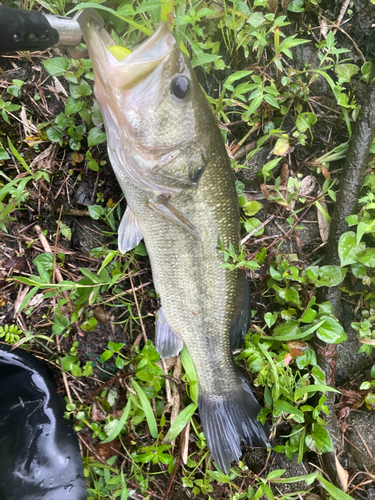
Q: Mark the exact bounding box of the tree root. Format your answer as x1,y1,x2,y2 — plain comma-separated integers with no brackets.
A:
317,71,375,488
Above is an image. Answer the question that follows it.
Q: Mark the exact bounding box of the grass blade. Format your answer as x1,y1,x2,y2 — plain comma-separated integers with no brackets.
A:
132,379,158,438
163,403,197,444
102,397,132,443
317,475,354,499
7,137,34,176
294,384,341,401
180,347,198,403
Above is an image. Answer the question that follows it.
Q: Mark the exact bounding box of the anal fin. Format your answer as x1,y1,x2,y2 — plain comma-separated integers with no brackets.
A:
118,205,143,254
155,308,184,359
148,196,201,241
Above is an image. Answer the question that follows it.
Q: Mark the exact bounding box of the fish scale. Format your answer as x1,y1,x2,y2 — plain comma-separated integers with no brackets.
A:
122,151,241,395
80,11,269,473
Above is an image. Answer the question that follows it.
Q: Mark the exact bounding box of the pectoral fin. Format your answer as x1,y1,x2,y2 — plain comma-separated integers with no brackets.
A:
148,196,201,241
155,308,184,359
118,206,143,254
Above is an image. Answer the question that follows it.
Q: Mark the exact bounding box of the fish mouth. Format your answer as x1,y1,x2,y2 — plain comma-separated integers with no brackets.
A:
78,11,176,90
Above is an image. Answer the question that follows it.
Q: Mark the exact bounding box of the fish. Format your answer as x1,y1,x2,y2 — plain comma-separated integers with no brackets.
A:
79,10,269,473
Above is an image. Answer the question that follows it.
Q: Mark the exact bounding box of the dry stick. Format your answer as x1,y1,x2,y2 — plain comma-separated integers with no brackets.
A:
162,359,172,403
333,23,366,65
241,215,275,246
170,356,182,447
316,70,375,489
129,274,148,343
163,452,182,500
333,0,351,34
53,206,64,287
34,224,73,404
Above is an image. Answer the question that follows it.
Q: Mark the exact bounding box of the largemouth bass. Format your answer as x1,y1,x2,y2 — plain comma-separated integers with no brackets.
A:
79,11,269,473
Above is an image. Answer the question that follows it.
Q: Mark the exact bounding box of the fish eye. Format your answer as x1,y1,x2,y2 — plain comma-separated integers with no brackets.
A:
171,76,190,100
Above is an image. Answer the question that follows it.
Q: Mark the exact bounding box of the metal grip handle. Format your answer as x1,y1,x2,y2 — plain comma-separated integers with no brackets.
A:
0,6,59,55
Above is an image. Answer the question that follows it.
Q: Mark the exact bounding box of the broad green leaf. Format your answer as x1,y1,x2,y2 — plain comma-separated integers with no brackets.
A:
264,93,280,109
296,346,317,369
135,0,161,13
305,423,333,453
357,248,375,267
132,379,158,439
89,205,105,219
46,127,64,143
361,61,373,82
163,404,197,443
274,135,292,156
335,63,359,83
33,252,54,269
65,97,84,115
244,217,264,236
43,57,70,76
247,11,265,27
273,320,301,340
300,307,317,323
317,316,347,344
134,242,148,256
284,287,300,305
101,398,132,443
100,350,113,363
61,355,77,371
88,127,107,147
52,314,70,335
70,80,92,98
0,148,10,160
90,100,103,126
287,0,305,12
318,265,346,287
243,200,263,216
81,317,97,332
338,231,366,266
265,312,277,328
206,470,230,483
296,112,317,133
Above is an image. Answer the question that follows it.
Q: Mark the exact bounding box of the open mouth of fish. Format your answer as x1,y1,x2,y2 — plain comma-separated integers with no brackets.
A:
78,10,176,91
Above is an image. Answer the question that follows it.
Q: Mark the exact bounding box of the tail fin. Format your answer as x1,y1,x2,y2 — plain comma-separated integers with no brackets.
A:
198,379,269,473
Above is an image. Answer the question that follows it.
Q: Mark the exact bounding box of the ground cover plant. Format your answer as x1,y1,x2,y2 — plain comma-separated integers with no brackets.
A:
1,0,375,498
